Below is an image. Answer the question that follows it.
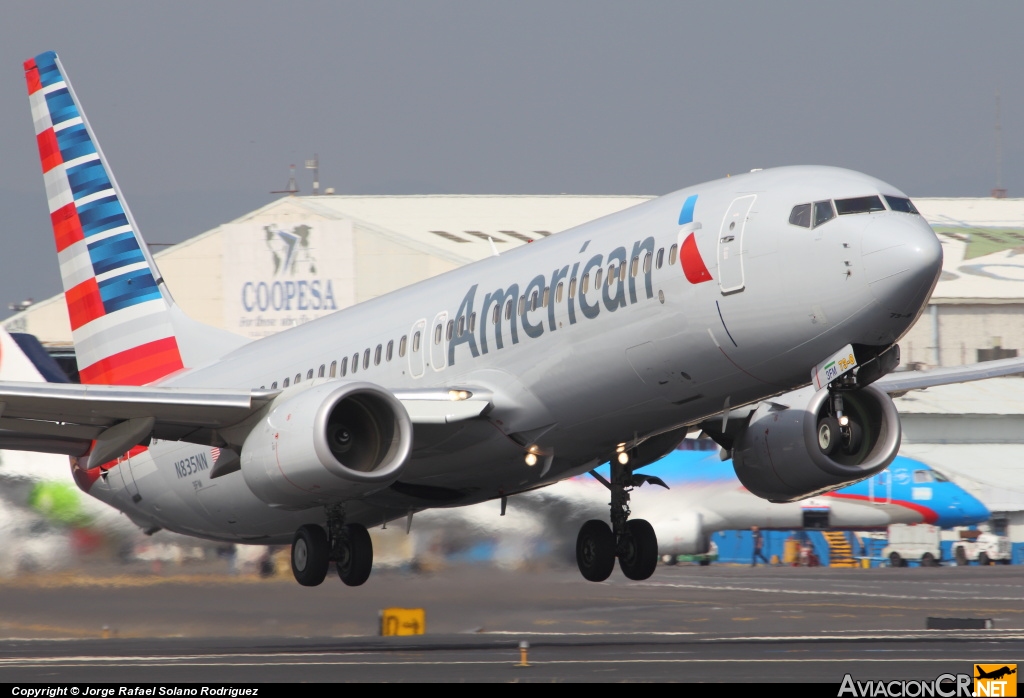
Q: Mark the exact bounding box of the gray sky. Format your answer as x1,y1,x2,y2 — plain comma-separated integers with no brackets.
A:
1,1,1021,316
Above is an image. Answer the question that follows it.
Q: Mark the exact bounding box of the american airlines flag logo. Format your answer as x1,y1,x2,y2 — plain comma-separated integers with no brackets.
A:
210,447,221,464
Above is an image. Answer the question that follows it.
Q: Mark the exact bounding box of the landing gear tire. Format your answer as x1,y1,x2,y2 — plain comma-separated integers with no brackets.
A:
291,524,330,587
817,417,841,456
577,520,616,582
336,523,374,586
618,519,659,581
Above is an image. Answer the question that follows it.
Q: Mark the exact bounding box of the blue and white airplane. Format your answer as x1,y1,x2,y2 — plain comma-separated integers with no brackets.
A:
7,50,1024,589
615,448,989,558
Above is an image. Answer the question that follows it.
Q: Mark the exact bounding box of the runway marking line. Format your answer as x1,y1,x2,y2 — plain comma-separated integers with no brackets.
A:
0,657,1020,669
642,581,1024,603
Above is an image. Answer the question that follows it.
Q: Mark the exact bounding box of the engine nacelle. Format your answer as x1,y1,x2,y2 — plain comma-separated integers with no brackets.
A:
240,381,413,509
656,511,709,556
732,383,901,502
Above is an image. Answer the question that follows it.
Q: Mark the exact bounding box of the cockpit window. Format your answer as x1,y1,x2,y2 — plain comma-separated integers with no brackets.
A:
789,204,811,228
932,470,949,482
884,195,920,214
813,200,835,227
835,195,885,215
913,470,934,484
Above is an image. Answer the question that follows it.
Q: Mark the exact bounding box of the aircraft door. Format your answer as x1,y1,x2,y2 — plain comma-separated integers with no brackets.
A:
408,318,426,379
718,194,756,294
429,311,449,373
869,470,891,504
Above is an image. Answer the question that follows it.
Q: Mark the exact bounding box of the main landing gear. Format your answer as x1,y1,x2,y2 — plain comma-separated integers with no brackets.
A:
576,454,662,582
290,506,374,587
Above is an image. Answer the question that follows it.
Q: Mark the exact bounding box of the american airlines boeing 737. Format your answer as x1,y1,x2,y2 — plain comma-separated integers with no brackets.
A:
8,51,1023,587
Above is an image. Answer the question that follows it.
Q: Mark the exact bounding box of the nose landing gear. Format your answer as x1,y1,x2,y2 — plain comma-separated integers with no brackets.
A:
576,454,661,582
289,505,374,587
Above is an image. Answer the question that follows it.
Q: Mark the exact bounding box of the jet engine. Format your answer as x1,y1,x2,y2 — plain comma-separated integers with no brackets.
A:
731,383,900,503
240,381,413,509
656,511,709,556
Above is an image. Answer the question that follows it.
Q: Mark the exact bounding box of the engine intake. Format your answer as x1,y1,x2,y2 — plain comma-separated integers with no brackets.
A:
731,383,901,502
240,381,413,509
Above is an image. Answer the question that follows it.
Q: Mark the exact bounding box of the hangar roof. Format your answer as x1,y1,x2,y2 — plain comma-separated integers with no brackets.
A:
232,194,654,265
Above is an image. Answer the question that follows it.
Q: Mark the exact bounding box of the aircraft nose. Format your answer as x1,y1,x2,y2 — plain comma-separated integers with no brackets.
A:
861,216,943,318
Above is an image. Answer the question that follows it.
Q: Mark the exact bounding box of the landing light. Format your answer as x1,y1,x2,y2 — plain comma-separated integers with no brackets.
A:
448,389,471,401
524,453,538,466
615,443,626,453
838,416,849,427
617,452,630,465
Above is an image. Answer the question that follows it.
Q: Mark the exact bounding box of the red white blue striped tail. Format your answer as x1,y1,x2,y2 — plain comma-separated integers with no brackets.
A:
25,51,185,386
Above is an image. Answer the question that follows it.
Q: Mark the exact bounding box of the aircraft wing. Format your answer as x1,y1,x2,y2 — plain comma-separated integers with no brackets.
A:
0,381,492,461
875,355,1024,394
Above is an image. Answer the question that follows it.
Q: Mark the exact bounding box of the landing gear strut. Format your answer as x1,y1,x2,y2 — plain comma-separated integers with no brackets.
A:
289,505,374,587
576,454,660,582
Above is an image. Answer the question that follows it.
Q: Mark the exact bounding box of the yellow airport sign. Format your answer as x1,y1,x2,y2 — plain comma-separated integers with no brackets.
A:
380,607,426,636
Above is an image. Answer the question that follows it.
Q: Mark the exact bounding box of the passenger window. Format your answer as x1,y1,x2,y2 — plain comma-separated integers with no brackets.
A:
399,336,407,357
607,268,615,287
341,357,348,376
632,257,640,277
446,320,454,340
643,252,651,274
835,195,885,215
913,470,933,484
669,244,678,266
363,349,370,369
542,287,549,308
469,313,476,332
386,340,393,361
813,200,835,227
504,299,513,320
352,353,359,373
620,263,628,282
271,381,278,389
434,324,442,345
283,377,290,388
595,268,603,288
518,296,525,316
374,344,382,365
656,248,664,269
457,316,465,336
556,282,564,303
307,369,314,380
884,195,919,214
412,332,421,352
318,365,325,378
530,290,538,311
492,305,500,324
582,273,590,294
329,361,336,378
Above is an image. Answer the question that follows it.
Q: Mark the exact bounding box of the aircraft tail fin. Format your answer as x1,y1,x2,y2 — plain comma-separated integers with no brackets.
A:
24,51,245,385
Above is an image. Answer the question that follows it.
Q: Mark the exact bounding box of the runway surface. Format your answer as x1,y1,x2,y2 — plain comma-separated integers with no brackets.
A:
1,561,1021,682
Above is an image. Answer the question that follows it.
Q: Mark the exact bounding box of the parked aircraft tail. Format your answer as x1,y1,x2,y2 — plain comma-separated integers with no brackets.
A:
24,51,245,386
